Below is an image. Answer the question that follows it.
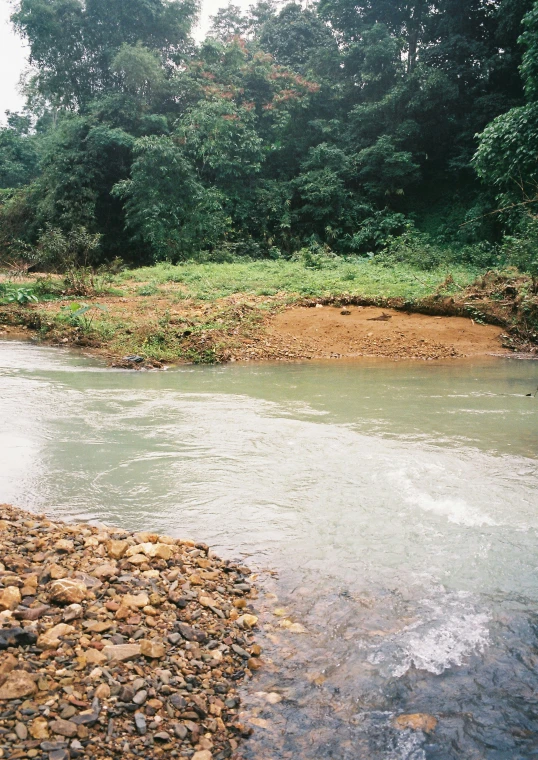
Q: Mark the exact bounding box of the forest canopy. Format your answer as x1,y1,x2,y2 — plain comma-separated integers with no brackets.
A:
1,0,538,270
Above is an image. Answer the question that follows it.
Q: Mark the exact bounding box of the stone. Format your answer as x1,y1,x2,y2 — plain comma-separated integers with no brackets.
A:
192,751,213,760
173,723,188,740
63,603,83,622
50,579,87,605
37,623,75,649
85,648,107,665
49,719,78,738
122,593,149,609
0,586,21,611
13,604,50,621
237,614,258,629
107,539,128,559
94,683,110,700
102,643,141,662
177,623,197,641
71,710,99,726
132,689,147,706
91,563,117,579
49,750,69,760
393,714,438,734
15,722,28,740
53,539,74,553
0,626,37,649
140,639,165,659
0,669,37,699
154,731,170,742
48,564,68,580
0,653,18,681
29,718,49,740
169,694,187,710
134,712,146,735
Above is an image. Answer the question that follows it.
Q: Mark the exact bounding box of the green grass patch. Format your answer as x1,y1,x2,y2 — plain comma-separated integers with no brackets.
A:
120,259,480,302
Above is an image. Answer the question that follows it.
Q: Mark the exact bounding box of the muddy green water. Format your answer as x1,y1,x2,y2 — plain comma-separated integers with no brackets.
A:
1,342,538,759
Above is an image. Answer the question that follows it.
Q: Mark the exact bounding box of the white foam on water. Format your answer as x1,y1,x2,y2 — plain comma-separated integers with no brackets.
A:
391,468,498,527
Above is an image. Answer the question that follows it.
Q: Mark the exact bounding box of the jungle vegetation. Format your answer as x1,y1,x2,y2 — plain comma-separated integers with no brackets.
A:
1,0,538,275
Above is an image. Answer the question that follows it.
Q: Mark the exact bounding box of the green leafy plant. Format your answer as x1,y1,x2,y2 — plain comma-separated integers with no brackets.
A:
57,302,108,331
3,286,38,304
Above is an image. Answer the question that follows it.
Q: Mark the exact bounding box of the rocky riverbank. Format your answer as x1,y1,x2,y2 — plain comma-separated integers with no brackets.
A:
0,505,261,760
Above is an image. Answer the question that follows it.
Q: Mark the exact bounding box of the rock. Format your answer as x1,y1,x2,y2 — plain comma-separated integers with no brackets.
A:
0,586,21,611
15,721,28,740
94,683,111,700
102,643,141,662
107,539,128,559
173,723,188,739
13,604,50,621
29,717,49,739
169,694,187,710
154,731,170,742
91,563,117,579
140,639,165,658
50,579,87,605
49,750,69,760
168,632,181,645
393,714,438,734
237,614,258,629
37,623,75,649
49,719,78,738
0,669,37,699
0,653,18,681
122,593,149,609
48,564,68,580
124,355,144,363
232,644,249,659
63,603,83,622
341,309,351,315
85,648,107,665
133,689,148,706
134,712,147,735
71,710,99,726
54,539,74,553
177,623,197,641
192,751,213,760
0,626,37,649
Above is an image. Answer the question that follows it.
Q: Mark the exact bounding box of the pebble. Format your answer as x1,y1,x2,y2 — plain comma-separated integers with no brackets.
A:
0,504,260,759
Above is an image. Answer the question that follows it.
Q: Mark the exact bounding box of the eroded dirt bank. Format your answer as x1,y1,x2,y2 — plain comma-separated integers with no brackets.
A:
1,268,537,365
0,504,260,759
269,305,507,361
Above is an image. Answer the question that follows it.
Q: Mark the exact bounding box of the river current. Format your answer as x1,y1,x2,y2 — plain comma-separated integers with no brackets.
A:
1,341,537,759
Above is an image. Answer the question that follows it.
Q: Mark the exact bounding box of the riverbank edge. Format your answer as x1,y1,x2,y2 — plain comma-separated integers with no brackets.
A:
0,270,537,366
0,503,260,760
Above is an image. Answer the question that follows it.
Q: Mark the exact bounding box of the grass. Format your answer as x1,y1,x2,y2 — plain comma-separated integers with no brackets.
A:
117,258,480,301
3,257,531,363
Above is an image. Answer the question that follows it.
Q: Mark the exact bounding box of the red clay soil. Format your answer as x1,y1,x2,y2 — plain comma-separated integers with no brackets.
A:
268,305,508,361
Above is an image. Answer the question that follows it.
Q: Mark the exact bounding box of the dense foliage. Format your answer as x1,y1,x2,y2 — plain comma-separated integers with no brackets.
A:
1,0,537,268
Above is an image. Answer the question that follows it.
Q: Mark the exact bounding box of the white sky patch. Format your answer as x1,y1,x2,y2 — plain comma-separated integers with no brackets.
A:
0,0,258,124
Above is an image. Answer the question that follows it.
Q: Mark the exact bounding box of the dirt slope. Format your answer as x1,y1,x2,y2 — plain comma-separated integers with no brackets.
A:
269,305,507,361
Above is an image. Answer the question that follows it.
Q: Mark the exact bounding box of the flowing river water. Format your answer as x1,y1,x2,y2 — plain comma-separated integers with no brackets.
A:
1,341,538,759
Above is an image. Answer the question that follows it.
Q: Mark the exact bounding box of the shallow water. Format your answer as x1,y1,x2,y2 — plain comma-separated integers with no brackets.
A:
1,342,538,759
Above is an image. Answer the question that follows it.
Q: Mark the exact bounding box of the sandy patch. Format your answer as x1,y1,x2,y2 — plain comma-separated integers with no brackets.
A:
269,306,507,361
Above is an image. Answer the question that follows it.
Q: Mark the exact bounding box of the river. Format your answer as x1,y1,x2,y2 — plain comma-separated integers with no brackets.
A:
1,341,537,759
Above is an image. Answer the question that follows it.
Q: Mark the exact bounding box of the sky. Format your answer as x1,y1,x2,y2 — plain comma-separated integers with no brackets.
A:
0,0,257,122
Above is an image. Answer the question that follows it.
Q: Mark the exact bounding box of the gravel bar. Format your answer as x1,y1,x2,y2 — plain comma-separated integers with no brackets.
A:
0,505,261,760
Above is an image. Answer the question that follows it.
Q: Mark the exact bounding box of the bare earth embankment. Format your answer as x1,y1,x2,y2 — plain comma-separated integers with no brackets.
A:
0,264,536,365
